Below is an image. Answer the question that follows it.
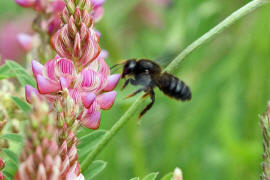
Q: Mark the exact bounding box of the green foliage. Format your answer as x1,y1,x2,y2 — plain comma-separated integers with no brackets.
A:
1,148,19,179
4,60,36,87
0,63,15,80
130,177,140,180
160,173,173,180
0,60,35,87
1,133,24,143
142,172,159,180
82,160,107,180
11,96,31,114
78,130,107,163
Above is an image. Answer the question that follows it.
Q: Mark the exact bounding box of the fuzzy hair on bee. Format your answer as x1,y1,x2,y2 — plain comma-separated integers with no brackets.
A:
112,58,192,119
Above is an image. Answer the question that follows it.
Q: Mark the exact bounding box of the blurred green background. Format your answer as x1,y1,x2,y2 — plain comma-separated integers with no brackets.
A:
1,0,270,179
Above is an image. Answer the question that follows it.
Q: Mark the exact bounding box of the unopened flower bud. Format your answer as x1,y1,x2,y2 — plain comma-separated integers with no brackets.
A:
173,168,183,180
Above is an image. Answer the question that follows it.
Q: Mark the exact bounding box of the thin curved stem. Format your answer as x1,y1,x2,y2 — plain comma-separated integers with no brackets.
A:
81,0,269,172
164,0,268,73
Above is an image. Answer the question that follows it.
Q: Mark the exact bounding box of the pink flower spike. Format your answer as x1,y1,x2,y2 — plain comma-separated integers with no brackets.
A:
17,33,33,51
25,85,41,103
32,60,44,77
97,91,117,110
36,75,61,94
81,111,101,129
103,74,121,91
15,0,35,7
81,93,96,108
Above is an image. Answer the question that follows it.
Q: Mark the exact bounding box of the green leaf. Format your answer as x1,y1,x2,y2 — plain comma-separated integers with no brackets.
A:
83,160,107,180
11,96,31,114
142,172,159,180
1,133,24,143
160,172,173,180
2,148,19,163
78,130,106,163
0,63,15,79
5,60,36,87
3,170,13,180
3,160,18,178
130,178,140,180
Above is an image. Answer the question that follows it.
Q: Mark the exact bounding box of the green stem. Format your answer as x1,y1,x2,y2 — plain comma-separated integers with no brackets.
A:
81,96,145,171
81,0,269,172
164,0,268,73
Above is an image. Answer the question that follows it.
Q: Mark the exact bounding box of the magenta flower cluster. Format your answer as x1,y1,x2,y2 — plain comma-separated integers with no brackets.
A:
24,0,121,130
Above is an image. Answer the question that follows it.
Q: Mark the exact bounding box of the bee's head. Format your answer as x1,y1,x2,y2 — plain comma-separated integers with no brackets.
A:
122,59,137,78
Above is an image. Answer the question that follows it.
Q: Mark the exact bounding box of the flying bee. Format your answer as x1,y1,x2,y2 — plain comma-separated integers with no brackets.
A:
112,59,192,119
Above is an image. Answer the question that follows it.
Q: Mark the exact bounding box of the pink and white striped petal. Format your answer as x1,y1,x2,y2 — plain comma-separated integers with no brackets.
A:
45,59,57,80
81,92,96,109
81,111,101,130
78,69,99,91
36,75,61,94
54,58,76,87
25,85,42,103
32,60,44,78
103,74,121,91
97,91,117,110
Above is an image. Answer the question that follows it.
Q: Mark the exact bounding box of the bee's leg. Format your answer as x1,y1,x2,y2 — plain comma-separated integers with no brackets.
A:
121,79,138,90
121,79,131,90
138,89,155,120
124,87,146,99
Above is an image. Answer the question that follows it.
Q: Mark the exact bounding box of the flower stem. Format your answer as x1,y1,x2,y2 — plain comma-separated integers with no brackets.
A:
164,0,268,73
81,0,269,171
81,96,145,171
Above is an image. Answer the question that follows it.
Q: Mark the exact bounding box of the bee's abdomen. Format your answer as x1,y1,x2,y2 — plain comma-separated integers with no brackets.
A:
157,72,191,101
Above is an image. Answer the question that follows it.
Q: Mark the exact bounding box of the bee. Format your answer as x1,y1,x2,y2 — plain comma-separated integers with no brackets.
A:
113,59,192,118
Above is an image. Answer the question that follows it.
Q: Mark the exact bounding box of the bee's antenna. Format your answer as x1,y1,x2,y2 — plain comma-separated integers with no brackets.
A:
110,60,126,73
110,63,121,70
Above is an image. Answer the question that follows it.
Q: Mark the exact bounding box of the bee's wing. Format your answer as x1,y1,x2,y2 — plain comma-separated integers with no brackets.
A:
154,51,178,68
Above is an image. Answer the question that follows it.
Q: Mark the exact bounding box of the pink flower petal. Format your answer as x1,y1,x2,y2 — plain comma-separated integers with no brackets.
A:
51,0,65,13
17,33,33,51
60,77,69,89
81,111,101,129
97,91,117,110
15,0,35,7
93,6,104,22
55,58,75,76
36,75,61,94
103,74,121,91
79,69,99,90
25,85,41,103
91,0,105,7
45,59,57,80
68,89,81,103
81,93,96,108
32,60,44,78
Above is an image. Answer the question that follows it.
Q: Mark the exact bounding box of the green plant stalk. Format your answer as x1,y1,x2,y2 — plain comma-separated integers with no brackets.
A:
80,0,269,171
81,96,145,171
164,0,268,73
